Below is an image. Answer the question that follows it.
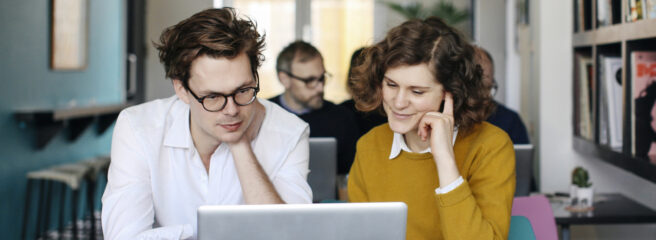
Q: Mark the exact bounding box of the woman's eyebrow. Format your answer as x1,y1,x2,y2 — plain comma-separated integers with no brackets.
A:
383,76,431,89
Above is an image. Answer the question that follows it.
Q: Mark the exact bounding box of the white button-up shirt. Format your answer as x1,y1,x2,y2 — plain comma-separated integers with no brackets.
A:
102,96,312,240
388,130,463,194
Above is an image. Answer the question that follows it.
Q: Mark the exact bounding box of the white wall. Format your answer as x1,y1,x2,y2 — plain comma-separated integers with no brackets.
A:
535,0,656,238
474,0,507,104
145,0,213,101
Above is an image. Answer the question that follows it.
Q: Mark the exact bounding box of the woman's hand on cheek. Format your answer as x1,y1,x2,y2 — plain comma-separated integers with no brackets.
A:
417,92,455,161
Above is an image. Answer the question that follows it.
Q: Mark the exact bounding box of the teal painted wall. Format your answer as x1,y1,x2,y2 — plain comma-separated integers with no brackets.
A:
0,0,124,238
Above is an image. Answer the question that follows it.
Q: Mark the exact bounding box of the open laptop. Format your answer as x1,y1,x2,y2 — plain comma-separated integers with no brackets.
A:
514,144,534,196
308,137,337,202
197,202,407,240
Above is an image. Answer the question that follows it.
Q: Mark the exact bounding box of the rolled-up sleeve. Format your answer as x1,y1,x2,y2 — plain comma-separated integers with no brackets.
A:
271,126,313,204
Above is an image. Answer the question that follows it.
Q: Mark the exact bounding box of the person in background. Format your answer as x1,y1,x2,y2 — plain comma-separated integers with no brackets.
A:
102,8,312,239
270,41,360,177
475,46,530,144
348,17,515,239
340,47,388,138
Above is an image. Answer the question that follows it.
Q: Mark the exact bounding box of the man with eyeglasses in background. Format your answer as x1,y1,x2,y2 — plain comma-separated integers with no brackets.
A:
270,41,359,198
102,8,312,239
475,46,530,144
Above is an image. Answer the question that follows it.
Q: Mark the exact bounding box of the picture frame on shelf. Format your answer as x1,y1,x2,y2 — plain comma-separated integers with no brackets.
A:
50,0,88,71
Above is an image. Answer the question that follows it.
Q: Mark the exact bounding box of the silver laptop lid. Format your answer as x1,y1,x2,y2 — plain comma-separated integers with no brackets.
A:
197,202,407,240
308,137,337,202
514,144,534,196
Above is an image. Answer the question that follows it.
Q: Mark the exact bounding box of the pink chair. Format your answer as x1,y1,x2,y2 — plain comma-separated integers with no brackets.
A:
511,195,559,240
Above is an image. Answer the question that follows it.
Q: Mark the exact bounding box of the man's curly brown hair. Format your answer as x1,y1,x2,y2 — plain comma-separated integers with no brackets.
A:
154,8,265,90
349,17,494,133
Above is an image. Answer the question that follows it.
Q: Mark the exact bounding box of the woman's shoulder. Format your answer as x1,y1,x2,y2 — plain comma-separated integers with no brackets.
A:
356,123,393,150
459,121,513,148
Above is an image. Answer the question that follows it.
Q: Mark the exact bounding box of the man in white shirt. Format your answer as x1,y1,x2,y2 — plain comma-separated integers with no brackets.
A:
101,8,312,239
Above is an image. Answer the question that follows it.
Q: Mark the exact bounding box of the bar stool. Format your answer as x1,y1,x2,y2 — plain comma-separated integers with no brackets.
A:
78,156,110,239
22,163,93,240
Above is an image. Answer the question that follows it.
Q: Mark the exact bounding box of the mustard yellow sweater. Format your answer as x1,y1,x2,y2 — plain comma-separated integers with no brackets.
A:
348,122,515,240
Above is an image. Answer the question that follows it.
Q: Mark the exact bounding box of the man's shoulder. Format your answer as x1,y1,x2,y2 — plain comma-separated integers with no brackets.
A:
493,102,521,119
310,100,355,119
267,94,282,105
260,98,309,136
118,95,183,131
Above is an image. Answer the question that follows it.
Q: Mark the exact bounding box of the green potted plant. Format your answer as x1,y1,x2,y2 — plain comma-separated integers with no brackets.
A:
571,166,594,208
384,0,469,25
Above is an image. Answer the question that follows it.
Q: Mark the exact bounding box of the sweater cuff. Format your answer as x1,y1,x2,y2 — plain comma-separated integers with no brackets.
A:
435,179,473,207
434,176,464,194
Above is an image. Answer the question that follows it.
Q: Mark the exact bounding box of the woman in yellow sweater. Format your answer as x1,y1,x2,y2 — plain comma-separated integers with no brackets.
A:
347,17,516,240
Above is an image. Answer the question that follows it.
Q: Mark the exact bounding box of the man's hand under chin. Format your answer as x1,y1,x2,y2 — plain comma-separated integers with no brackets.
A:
226,101,284,204
228,101,266,150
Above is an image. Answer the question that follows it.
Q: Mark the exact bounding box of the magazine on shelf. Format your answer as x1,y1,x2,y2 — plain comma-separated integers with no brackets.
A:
600,56,623,150
576,54,594,140
631,51,656,165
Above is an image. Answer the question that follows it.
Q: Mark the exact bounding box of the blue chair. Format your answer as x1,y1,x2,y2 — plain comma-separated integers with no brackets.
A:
509,215,536,240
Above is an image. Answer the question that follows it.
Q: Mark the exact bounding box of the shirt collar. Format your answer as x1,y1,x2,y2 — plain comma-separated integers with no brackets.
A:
388,127,459,159
163,103,193,149
279,95,311,115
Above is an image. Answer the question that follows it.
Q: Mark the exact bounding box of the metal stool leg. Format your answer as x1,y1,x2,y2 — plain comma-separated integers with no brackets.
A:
43,180,54,239
87,180,96,240
21,179,34,240
72,189,79,240
35,180,47,239
59,183,67,238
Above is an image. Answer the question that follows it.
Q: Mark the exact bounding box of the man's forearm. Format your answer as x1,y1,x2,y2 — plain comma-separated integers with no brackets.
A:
230,142,285,204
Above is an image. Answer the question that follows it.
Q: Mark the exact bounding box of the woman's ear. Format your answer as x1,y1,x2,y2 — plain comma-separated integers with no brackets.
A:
173,79,191,104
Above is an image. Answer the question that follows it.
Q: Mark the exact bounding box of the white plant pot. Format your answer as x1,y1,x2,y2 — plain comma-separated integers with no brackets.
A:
576,187,594,208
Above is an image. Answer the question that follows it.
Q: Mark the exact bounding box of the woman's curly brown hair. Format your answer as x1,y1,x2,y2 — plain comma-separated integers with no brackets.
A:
349,17,495,133
154,7,265,90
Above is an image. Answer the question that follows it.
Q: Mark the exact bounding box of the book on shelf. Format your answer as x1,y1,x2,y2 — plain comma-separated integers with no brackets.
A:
599,55,623,150
576,0,592,31
612,0,622,23
575,54,594,140
574,0,580,32
597,0,612,27
631,51,656,164
584,0,592,29
628,0,645,22
599,71,610,146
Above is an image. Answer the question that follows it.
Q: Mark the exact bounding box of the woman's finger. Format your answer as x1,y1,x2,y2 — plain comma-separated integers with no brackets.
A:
442,92,454,117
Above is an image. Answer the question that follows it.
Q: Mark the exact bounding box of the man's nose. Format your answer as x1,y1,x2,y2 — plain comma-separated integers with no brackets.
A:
222,97,240,116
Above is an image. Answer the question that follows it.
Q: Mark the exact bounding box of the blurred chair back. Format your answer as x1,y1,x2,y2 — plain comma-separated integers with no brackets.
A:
514,144,534,196
511,195,558,240
308,137,337,202
508,215,536,240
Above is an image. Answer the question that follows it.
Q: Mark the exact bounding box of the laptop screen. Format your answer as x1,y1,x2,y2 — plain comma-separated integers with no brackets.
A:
197,202,407,240
308,137,337,202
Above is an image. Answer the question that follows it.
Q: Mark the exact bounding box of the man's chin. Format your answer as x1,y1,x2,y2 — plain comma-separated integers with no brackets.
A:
215,131,246,144
308,99,324,110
